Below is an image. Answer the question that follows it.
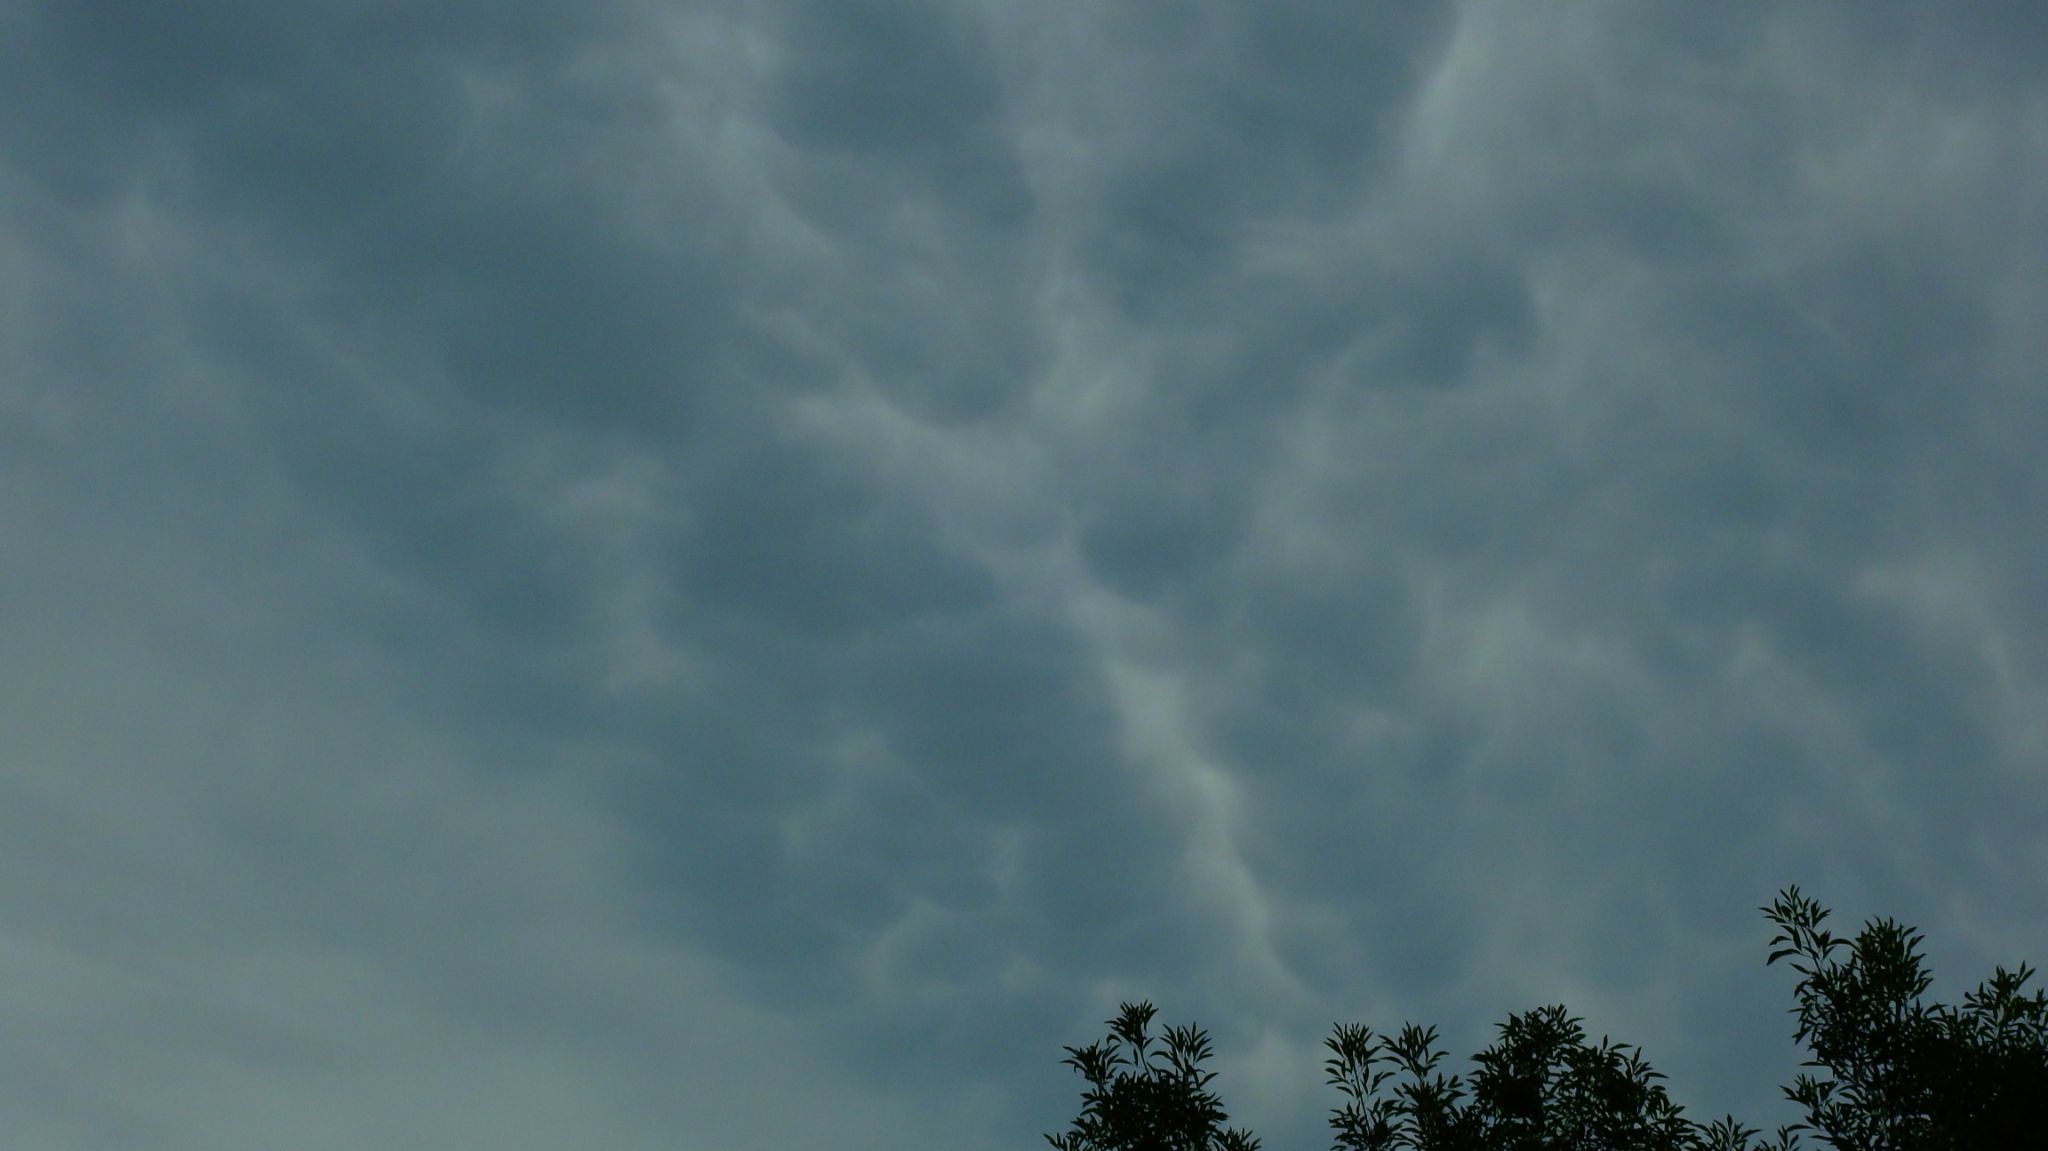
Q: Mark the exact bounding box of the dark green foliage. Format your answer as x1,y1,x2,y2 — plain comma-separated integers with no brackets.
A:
1764,886,2048,1150
1048,890,2048,1151
1324,1021,1470,1151
1045,1001,1262,1151
1321,1006,1759,1151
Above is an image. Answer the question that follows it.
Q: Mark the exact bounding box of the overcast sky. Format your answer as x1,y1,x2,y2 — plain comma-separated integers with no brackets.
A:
4,2,2046,1148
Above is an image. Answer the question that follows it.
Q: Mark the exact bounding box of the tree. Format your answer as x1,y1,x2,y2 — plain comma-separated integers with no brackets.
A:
1764,886,2048,1150
1321,1005,1724,1151
1044,1000,1261,1151
1047,889,2047,1151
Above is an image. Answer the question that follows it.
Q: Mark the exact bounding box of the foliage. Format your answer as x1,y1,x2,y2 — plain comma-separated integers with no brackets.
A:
1047,889,2048,1151
1319,1005,1761,1151
1764,886,2048,1150
1044,1001,1262,1151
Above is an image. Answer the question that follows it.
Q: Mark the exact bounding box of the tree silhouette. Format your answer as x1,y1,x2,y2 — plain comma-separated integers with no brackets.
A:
1047,889,2048,1151
1764,886,2048,1150
1045,1001,1261,1151
1319,1005,1752,1151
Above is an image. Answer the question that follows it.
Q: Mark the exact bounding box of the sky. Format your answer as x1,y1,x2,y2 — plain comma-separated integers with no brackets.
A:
3,2,2046,1148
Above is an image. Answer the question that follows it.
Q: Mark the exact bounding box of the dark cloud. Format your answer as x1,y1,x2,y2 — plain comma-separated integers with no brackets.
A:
677,430,995,633
771,0,1024,218
1071,3,1453,322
